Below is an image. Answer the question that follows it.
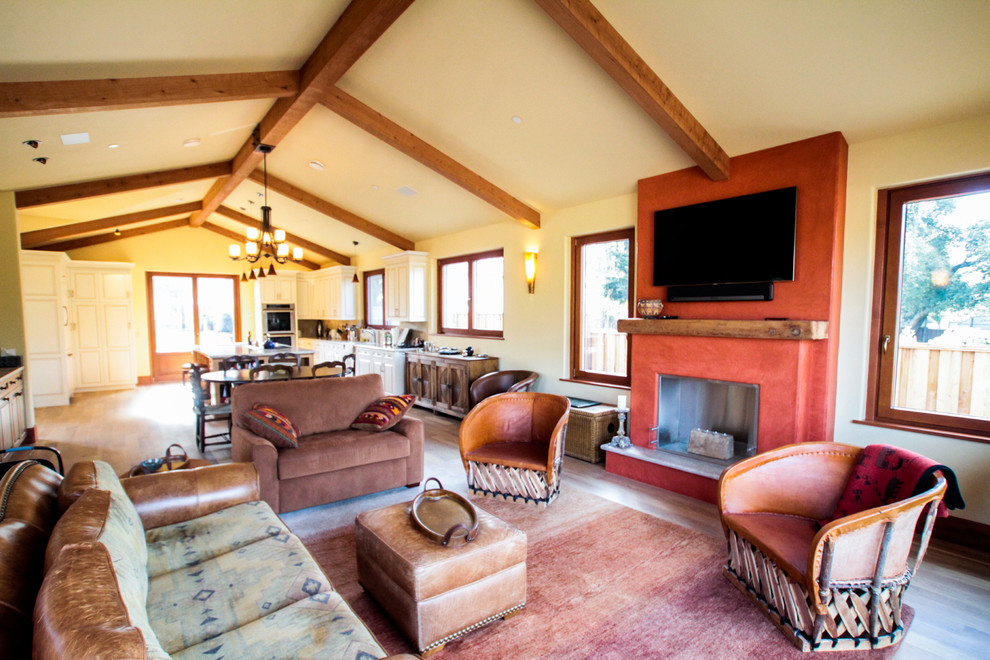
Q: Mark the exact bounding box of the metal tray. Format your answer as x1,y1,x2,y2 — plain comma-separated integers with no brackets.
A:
409,478,480,547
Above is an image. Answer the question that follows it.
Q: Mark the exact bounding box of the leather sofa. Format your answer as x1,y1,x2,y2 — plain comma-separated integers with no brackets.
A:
231,373,424,513
1,457,415,659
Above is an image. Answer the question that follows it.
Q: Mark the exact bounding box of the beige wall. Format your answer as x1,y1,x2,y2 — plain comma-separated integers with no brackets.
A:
0,192,26,359
835,113,990,525
35,224,309,378
355,192,638,407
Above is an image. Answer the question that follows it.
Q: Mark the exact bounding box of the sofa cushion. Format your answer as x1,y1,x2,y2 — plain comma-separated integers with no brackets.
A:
351,394,416,431
35,542,170,660
145,500,289,578
170,594,387,660
277,428,412,481
147,532,334,653
243,403,300,448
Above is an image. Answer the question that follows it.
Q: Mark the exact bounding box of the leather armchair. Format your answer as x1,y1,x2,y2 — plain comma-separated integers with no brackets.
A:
459,392,570,506
718,442,946,652
469,370,539,407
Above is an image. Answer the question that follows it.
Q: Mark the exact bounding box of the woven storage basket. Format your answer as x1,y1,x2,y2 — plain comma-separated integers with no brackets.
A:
563,404,618,463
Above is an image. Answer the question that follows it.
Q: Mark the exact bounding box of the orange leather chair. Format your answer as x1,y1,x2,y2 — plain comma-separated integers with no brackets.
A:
718,442,946,652
459,392,570,506
469,370,539,407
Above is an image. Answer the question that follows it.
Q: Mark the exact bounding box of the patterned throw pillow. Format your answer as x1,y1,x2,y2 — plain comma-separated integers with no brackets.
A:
350,395,417,432
243,404,300,448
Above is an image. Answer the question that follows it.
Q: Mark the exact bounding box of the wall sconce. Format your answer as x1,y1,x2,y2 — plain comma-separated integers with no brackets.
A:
524,251,538,294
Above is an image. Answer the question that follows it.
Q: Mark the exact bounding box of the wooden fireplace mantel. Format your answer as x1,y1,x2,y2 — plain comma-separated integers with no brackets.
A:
617,318,829,341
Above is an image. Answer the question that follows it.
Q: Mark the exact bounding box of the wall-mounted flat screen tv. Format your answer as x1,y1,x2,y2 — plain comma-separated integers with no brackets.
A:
653,186,797,287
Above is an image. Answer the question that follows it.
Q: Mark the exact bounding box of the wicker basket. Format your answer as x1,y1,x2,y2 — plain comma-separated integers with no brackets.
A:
563,404,619,463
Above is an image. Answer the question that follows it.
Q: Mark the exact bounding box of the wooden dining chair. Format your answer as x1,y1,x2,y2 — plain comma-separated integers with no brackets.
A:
249,363,294,380
218,355,260,400
188,364,231,452
267,352,300,367
342,353,356,376
312,361,346,377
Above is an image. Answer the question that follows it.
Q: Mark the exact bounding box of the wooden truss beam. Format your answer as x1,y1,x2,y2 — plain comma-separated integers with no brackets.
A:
189,0,415,227
533,0,729,181
320,87,540,228
0,71,298,118
215,206,349,266
247,170,414,251
20,202,202,248
15,162,231,208
33,218,191,252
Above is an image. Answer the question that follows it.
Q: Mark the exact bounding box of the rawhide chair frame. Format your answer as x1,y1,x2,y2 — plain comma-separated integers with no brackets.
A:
718,442,947,652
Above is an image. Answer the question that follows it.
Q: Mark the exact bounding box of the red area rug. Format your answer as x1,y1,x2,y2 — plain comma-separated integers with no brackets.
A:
296,488,909,659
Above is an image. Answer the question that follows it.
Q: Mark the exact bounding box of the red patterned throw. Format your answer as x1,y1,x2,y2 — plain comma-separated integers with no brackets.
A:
826,444,965,524
243,403,300,448
351,395,417,432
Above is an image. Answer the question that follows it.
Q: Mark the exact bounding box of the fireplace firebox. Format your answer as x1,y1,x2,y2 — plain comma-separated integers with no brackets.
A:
652,374,758,468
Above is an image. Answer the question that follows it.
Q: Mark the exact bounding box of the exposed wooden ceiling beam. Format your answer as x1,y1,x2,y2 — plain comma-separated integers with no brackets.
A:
533,0,729,181
247,170,415,251
0,71,298,118
20,202,203,248
201,221,321,271
189,0,415,227
33,218,190,252
215,206,350,266
15,162,231,208
320,87,541,229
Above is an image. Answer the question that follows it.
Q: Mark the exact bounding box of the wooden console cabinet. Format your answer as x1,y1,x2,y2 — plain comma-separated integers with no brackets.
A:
405,352,498,418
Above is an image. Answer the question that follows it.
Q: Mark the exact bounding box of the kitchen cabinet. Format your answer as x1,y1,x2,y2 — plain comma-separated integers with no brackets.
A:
69,262,138,392
353,345,407,395
404,352,498,418
20,251,73,406
256,274,296,305
303,267,356,320
382,251,427,323
0,368,27,449
296,277,312,319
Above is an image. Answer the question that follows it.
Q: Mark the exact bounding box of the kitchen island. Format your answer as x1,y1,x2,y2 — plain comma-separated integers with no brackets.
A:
191,344,316,370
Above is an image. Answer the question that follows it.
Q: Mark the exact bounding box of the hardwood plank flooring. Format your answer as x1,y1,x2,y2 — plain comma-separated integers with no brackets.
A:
31,384,990,659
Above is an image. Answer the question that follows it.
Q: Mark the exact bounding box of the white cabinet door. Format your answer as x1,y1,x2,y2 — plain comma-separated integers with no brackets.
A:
278,277,296,304
355,349,374,376
297,278,312,318
382,252,427,323
20,251,72,406
69,263,137,392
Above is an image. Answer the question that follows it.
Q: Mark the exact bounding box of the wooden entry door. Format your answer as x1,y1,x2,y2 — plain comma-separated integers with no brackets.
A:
147,273,241,382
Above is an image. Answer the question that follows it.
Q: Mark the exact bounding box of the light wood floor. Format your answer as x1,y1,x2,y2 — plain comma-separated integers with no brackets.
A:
32,384,990,659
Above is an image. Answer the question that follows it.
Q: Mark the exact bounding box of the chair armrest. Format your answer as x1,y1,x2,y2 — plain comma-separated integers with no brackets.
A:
719,442,860,523
121,463,260,530
231,426,280,511
806,475,946,613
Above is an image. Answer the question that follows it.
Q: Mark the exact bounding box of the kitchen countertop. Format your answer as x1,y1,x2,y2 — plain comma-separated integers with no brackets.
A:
192,344,316,359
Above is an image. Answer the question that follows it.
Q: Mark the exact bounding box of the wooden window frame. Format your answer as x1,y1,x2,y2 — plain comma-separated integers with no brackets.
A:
569,228,635,387
363,268,387,330
436,248,504,338
864,171,990,443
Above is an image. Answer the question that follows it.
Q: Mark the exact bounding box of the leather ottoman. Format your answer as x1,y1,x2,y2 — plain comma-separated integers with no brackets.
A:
355,501,527,656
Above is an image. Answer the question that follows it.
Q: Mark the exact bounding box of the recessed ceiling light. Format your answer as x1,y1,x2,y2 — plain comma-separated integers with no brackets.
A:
371,185,379,191
511,115,523,124
22,139,41,149
60,132,90,145
107,143,120,149
397,185,418,197
32,157,48,165
183,138,201,147
309,160,325,171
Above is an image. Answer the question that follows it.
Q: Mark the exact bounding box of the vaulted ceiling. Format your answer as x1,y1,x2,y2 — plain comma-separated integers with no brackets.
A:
3,0,989,266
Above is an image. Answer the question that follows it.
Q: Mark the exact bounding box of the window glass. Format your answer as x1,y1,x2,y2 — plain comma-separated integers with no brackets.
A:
152,276,194,352
197,277,236,345
364,270,385,328
571,229,634,386
472,256,504,332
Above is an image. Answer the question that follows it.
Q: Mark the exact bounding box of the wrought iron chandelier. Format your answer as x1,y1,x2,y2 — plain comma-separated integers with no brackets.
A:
228,143,302,267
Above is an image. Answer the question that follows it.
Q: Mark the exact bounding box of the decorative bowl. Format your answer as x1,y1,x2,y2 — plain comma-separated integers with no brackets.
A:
637,299,664,319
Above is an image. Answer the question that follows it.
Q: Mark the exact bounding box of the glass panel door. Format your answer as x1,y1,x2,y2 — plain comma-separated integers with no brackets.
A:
152,276,194,353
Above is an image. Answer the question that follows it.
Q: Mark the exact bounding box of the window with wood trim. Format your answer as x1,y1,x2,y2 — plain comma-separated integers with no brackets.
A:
866,172,990,441
364,269,386,329
570,229,635,387
437,249,503,338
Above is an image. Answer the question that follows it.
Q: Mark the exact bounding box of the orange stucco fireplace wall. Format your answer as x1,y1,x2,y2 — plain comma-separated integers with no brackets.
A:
606,132,849,503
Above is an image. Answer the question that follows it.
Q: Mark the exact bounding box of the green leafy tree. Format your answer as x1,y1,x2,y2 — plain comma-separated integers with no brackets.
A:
900,198,990,340
602,239,629,304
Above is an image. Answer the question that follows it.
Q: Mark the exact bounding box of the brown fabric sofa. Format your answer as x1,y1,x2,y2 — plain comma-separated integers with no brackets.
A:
1,458,416,660
231,373,425,513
